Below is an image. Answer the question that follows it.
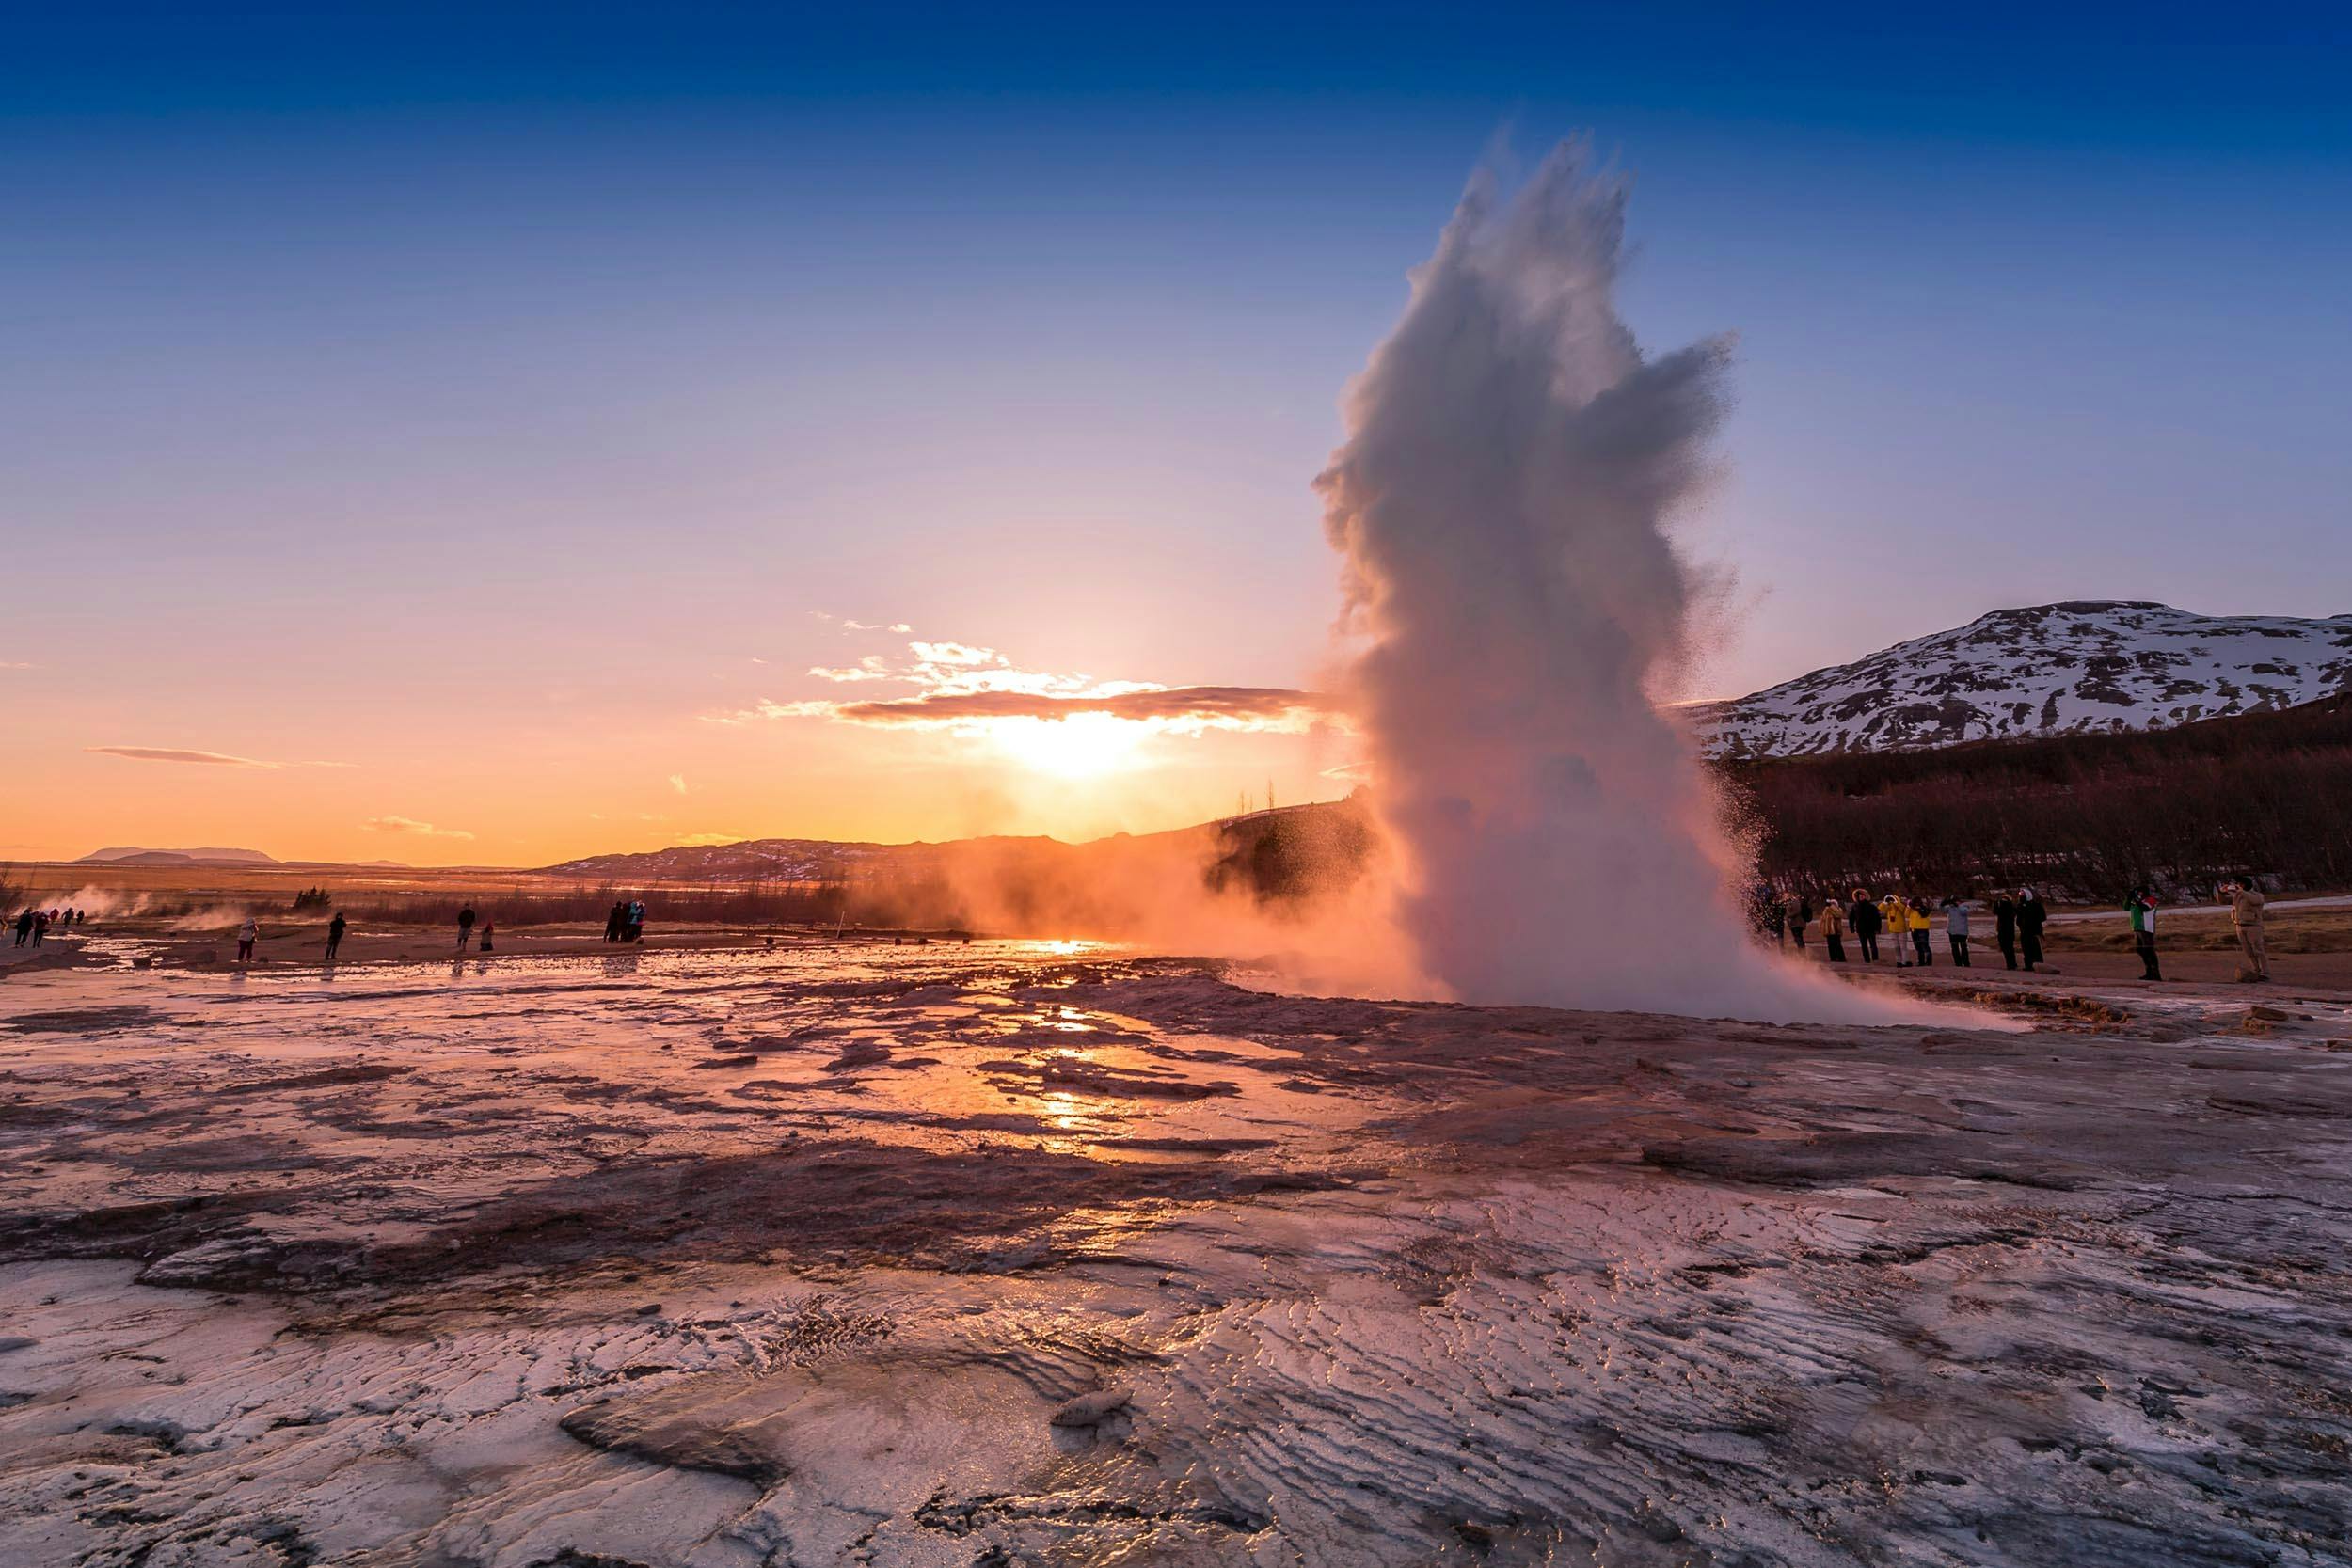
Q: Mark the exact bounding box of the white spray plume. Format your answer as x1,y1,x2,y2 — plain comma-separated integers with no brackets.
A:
1320,143,1911,1024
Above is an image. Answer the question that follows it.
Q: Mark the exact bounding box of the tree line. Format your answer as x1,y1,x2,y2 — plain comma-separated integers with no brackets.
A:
1725,693,2352,900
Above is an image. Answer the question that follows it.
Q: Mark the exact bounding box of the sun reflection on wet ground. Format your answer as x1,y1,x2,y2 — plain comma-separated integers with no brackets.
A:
6,942,2352,1566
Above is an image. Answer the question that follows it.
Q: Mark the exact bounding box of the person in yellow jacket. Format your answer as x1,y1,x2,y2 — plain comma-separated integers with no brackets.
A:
1818,895,1848,963
1881,895,1911,965
1907,896,1934,967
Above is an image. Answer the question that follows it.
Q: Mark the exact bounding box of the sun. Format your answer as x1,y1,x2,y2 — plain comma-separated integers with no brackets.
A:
980,714,1151,778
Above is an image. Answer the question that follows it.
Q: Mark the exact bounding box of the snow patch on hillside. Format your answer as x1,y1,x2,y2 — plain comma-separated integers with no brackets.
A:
1692,601,2352,757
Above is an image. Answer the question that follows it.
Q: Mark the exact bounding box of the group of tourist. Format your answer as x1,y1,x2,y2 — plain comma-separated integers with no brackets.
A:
10,906,88,947
602,899,646,943
454,904,495,952
1761,879,2274,983
1763,888,2049,971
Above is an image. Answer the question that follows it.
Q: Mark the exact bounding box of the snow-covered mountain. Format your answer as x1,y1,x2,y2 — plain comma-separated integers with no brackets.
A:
1692,601,2352,758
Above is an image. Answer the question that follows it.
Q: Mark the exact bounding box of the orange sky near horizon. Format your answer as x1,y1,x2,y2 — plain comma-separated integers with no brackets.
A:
4,617,1363,867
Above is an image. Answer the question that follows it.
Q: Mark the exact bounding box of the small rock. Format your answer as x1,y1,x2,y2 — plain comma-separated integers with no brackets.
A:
0,1336,36,1354
1049,1388,1133,1428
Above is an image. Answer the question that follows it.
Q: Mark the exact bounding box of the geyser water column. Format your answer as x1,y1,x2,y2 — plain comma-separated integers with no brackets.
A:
1320,144,1877,1023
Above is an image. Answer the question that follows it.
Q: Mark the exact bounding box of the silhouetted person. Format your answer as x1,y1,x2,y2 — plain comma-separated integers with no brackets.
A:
1993,893,2018,970
2018,889,2047,971
235,915,258,964
456,904,477,951
11,910,30,948
2128,889,2162,981
1851,889,1880,962
325,911,347,961
1943,897,1972,966
478,917,494,952
605,901,627,942
1790,894,1811,954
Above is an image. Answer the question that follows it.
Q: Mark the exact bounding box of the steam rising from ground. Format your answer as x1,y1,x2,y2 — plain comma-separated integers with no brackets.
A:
1319,145,1899,1022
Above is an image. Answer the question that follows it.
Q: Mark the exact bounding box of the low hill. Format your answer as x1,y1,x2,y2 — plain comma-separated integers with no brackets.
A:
1693,601,2352,757
75,847,280,866
547,837,916,882
532,803,1376,934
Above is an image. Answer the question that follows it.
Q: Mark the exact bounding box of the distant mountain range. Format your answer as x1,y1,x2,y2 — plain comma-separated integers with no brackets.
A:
1692,601,2352,758
77,847,281,866
69,847,413,870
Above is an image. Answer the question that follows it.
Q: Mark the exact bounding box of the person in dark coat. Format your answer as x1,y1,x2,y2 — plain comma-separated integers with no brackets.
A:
2128,889,2162,981
605,901,626,942
2017,889,2048,972
1993,893,2018,970
456,904,477,951
325,911,347,961
11,909,31,948
1850,889,1881,963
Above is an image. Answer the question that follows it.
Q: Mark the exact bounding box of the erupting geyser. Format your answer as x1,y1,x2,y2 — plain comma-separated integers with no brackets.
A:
1321,143,1895,1022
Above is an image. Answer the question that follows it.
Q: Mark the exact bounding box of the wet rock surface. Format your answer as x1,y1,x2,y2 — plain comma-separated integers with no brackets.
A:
1,942,2349,1565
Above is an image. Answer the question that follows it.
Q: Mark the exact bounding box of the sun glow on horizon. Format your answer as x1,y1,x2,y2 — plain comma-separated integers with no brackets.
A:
977,713,1152,778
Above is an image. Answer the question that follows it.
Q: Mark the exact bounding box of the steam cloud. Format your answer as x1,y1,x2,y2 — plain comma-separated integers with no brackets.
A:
1320,144,1896,1023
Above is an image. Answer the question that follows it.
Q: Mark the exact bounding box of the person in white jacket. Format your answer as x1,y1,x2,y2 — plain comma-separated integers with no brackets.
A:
2227,881,2268,982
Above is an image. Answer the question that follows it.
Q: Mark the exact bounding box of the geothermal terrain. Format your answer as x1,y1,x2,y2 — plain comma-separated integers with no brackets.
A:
3,933,2349,1567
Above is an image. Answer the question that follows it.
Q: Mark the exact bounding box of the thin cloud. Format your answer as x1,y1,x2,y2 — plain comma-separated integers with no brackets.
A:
362,816,475,841
807,656,896,683
676,832,746,847
706,624,1342,737
831,686,1338,732
906,641,1000,668
813,611,914,634
668,773,689,795
88,746,352,769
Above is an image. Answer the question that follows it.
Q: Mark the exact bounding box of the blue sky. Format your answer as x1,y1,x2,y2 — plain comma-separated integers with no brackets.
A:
5,2,2348,857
